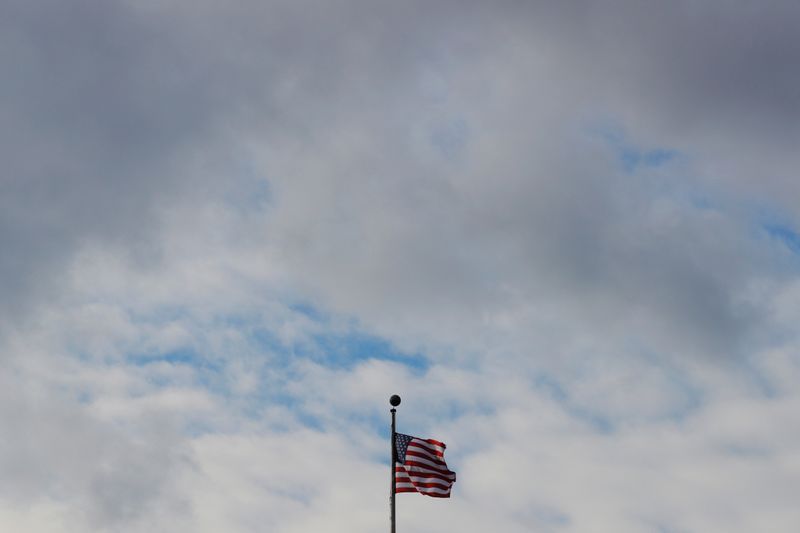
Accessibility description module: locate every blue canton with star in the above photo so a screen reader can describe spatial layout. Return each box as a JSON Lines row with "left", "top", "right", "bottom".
{"left": 395, "top": 433, "right": 413, "bottom": 463}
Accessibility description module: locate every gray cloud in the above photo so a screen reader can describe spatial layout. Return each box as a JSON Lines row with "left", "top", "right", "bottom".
{"left": 3, "top": 0, "right": 799, "bottom": 333}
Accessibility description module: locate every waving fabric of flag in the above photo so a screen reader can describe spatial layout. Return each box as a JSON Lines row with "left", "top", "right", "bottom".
{"left": 395, "top": 433, "right": 456, "bottom": 498}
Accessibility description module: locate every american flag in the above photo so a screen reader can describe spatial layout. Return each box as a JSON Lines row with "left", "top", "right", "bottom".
{"left": 395, "top": 433, "right": 456, "bottom": 498}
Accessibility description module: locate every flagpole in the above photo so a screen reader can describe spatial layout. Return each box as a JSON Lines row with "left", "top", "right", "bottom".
{"left": 390, "top": 394, "right": 401, "bottom": 533}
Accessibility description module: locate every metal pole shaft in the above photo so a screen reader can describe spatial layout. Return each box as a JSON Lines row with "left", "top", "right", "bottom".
{"left": 390, "top": 407, "right": 397, "bottom": 533}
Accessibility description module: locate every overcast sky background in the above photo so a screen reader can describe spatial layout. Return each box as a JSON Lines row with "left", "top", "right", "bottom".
{"left": 2, "top": 1, "right": 800, "bottom": 531}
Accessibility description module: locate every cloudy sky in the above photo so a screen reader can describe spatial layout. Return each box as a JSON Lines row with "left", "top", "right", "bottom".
{"left": 2, "top": 1, "right": 800, "bottom": 531}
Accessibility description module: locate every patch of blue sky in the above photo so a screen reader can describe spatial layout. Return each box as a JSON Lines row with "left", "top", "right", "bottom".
{"left": 587, "top": 120, "right": 679, "bottom": 174}
{"left": 222, "top": 154, "right": 272, "bottom": 213}
{"left": 688, "top": 194, "right": 715, "bottom": 211}
{"left": 126, "top": 347, "right": 229, "bottom": 394}
{"left": 619, "top": 146, "right": 678, "bottom": 173}
{"left": 656, "top": 377, "right": 704, "bottom": 423}
{"left": 250, "top": 326, "right": 289, "bottom": 356}
{"left": 737, "top": 354, "right": 780, "bottom": 399}
{"left": 430, "top": 117, "right": 469, "bottom": 160}
{"left": 533, "top": 374, "right": 614, "bottom": 433}
{"left": 585, "top": 120, "right": 739, "bottom": 226}
{"left": 634, "top": 347, "right": 705, "bottom": 423}
{"left": 287, "top": 301, "right": 328, "bottom": 322}
{"left": 306, "top": 332, "right": 429, "bottom": 373}
{"left": 240, "top": 300, "right": 428, "bottom": 372}
{"left": 238, "top": 319, "right": 431, "bottom": 427}
{"left": 234, "top": 385, "right": 313, "bottom": 425}
{"left": 746, "top": 204, "right": 800, "bottom": 262}
{"left": 76, "top": 390, "right": 93, "bottom": 405}
{"left": 118, "top": 303, "right": 432, "bottom": 433}
{"left": 764, "top": 223, "right": 800, "bottom": 255}
{"left": 127, "top": 347, "right": 198, "bottom": 366}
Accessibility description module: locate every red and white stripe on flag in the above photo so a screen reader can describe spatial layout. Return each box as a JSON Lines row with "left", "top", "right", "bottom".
{"left": 395, "top": 434, "right": 456, "bottom": 498}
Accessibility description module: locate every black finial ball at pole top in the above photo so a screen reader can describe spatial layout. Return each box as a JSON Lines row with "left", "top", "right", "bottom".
{"left": 390, "top": 395, "right": 401, "bottom": 407}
